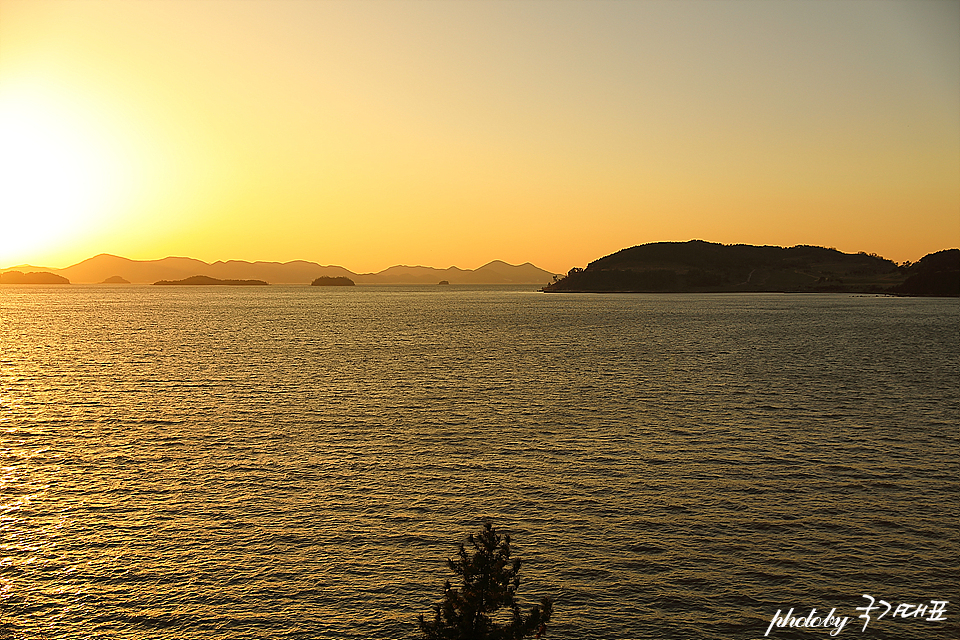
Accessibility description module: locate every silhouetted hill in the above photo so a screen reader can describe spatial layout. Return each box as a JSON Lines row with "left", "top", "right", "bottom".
{"left": 154, "top": 275, "right": 268, "bottom": 285}
{"left": 0, "top": 270, "right": 70, "bottom": 284}
{"left": 28, "top": 254, "right": 557, "bottom": 284}
{"left": 543, "top": 240, "right": 940, "bottom": 294}
{"left": 894, "top": 249, "right": 960, "bottom": 297}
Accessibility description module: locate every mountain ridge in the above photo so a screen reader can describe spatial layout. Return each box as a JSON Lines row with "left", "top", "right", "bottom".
{"left": 2, "top": 254, "right": 558, "bottom": 285}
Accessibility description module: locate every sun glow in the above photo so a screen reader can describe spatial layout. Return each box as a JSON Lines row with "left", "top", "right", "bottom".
{"left": 0, "top": 86, "right": 129, "bottom": 265}
{"left": 0, "top": 1, "right": 956, "bottom": 271}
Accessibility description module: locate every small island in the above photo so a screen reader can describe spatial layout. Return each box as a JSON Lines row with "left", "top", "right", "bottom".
{"left": 0, "top": 270, "right": 70, "bottom": 284}
{"left": 154, "top": 275, "right": 268, "bottom": 285}
{"left": 100, "top": 275, "right": 130, "bottom": 284}
{"left": 438, "top": 280, "right": 450, "bottom": 285}
{"left": 311, "top": 276, "right": 355, "bottom": 286}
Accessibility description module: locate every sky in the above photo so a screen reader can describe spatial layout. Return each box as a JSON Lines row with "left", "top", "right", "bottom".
{"left": 1, "top": 0, "right": 957, "bottom": 274}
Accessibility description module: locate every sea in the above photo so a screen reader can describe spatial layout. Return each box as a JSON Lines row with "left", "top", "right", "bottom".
{"left": 1, "top": 285, "right": 957, "bottom": 640}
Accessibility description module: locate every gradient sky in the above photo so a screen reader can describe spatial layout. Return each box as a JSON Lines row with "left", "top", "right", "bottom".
{"left": 1, "top": 0, "right": 957, "bottom": 273}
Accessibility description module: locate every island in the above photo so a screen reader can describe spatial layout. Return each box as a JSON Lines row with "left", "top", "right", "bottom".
{"left": 438, "top": 280, "right": 450, "bottom": 285}
{"left": 154, "top": 275, "right": 268, "bottom": 285}
{"left": 100, "top": 275, "right": 130, "bottom": 284}
{"left": 311, "top": 276, "right": 355, "bottom": 286}
{"left": 542, "top": 241, "right": 959, "bottom": 296}
{"left": 0, "top": 270, "right": 70, "bottom": 284}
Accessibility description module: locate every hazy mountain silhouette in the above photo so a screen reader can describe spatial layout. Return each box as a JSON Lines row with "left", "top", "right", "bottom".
{"left": 350, "top": 261, "right": 553, "bottom": 285}
{"left": 474, "top": 260, "right": 559, "bottom": 283}
{"left": 357, "top": 264, "right": 473, "bottom": 284}
{"left": 44, "top": 255, "right": 216, "bottom": 284}
{"left": 11, "top": 254, "right": 557, "bottom": 285}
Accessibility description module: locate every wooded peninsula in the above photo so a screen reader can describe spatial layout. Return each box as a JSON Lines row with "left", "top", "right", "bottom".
{"left": 542, "top": 241, "right": 959, "bottom": 296}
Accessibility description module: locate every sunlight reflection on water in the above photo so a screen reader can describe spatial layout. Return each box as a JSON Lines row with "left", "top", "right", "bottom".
{"left": 1, "top": 286, "right": 957, "bottom": 639}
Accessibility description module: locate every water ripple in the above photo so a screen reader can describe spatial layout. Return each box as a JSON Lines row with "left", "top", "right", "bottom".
{"left": 0, "top": 287, "right": 957, "bottom": 639}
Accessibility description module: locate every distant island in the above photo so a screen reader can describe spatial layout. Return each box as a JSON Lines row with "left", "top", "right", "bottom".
{"left": 154, "top": 275, "right": 268, "bottom": 286}
{"left": 438, "top": 280, "right": 450, "bottom": 285}
{"left": 543, "top": 241, "right": 959, "bottom": 297}
{"left": 100, "top": 275, "right": 130, "bottom": 284}
{"left": 0, "top": 270, "right": 70, "bottom": 284}
{"left": 311, "top": 276, "right": 355, "bottom": 286}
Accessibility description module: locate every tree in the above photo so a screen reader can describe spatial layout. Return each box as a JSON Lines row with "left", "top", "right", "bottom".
{"left": 418, "top": 523, "right": 554, "bottom": 640}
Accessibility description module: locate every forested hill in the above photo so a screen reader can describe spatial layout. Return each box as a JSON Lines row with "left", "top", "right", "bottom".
{"left": 543, "top": 241, "right": 958, "bottom": 295}
{"left": 896, "top": 248, "right": 960, "bottom": 297}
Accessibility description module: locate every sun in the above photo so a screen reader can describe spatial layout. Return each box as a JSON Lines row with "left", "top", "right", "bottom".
{"left": 0, "top": 89, "right": 125, "bottom": 265}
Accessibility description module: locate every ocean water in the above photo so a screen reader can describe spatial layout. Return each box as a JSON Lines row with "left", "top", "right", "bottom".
{"left": 1, "top": 285, "right": 957, "bottom": 640}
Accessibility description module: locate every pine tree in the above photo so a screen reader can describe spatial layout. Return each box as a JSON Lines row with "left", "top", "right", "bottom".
{"left": 418, "top": 523, "right": 554, "bottom": 640}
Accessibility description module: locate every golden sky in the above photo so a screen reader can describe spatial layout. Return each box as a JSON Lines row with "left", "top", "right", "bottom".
{"left": 1, "top": 0, "right": 957, "bottom": 273}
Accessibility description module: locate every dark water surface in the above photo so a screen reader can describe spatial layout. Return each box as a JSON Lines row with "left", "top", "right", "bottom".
{"left": 1, "top": 286, "right": 957, "bottom": 639}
